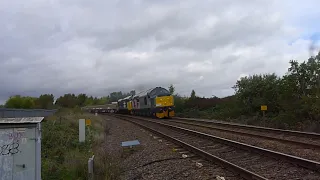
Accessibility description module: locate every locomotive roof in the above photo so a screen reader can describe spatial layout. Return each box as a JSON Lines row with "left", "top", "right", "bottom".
{"left": 133, "top": 87, "right": 154, "bottom": 98}
{"left": 117, "top": 95, "right": 132, "bottom": 102}
{"left": 133, "top": 87, "right": 170, "bottom": 98}
{"left": 122, "top": 95, "right": 132, "bottom": 100}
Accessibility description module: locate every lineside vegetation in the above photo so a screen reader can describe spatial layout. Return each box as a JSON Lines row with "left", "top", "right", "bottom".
{"left": 41, "top": 108, "right": 121, "bottom": 180}
{"left": 173, "top": 51, "right": 320, "bottom": 132}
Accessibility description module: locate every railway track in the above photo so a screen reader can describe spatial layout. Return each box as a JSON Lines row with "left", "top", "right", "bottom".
{"left": 173, "top": 117, "right": 320, "bottom": 141}
{"left": 115, "top": 115, "right": 320, "bottom": 180}
{"left": 169, "top": 117, "right": 320, "bottom": 161}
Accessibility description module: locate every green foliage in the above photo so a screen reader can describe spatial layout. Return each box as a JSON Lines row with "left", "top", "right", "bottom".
{"left": 172, "top": 51, "right": 320, "bottom": 131}
{"left": 41, "top": 109, "right": 94, "bottom": 180}
{"left": 233, "top": 73, "right": 282, "bottom": 115}
{"left": 5, "top": 95, "right": 37, "bottom": 109}
{"left": 190, "top": 89, "right": 196, "bottom": 99}
{"left": 168, "top": 84, "right": 175, "bottom": 94}
{"left": 108, "top": 91, "right": 132, "bottom": 102}
{"left": 3, "top": 91, "right": 128, "bottom": 109}
{"left": 173, "top": 94, "right": 187, "bottom": 113}
{"left": 41, "top": 108, "right": 121, "bottom": 180}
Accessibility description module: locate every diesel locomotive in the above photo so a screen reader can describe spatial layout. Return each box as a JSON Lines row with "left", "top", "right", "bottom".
{"left": 116, "top": 86, "right": 175, "bottom": 118}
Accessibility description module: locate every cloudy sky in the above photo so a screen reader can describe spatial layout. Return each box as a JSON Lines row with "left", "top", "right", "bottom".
{"left": 1, "top": 0, "right": 319, "bottom": 103}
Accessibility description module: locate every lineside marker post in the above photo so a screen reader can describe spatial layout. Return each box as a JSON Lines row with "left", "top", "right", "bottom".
{"left": 261, "top": 105, "right": 267, "bottom": 127}
{"left": 79, "top": 119, "right": 85, "bottom": 142}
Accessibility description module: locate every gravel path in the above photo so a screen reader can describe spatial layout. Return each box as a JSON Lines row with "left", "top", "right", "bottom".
{"left": 102, "top": 115, "right": 240, "bottom": 180}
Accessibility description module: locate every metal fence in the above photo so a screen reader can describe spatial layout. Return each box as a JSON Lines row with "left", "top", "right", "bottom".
{"left": 0, "top": 108, "right": 57, "bottom": 118}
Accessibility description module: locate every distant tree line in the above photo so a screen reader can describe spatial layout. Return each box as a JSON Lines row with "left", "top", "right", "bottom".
{"left": 2, "top": 91, "right": 135, "bottom": 109}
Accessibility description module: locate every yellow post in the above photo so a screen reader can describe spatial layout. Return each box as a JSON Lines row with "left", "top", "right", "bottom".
{"left": 86, "top": 119, "right": 92, "bottom": 126}
{"left": 260, "top": 105, "right": 267, "bottom": 126}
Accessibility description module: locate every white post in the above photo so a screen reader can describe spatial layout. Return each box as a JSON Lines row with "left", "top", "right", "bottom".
{"left": 88, "top": 155, "right": 95, "bottom": 180}
{"left": 79, "top": 119, "right": 85, "bottom": 142}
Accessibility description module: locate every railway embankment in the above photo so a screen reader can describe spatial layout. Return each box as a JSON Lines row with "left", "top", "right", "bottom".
{"left": 41, "top": 108, "right": 120, "bottom": 180}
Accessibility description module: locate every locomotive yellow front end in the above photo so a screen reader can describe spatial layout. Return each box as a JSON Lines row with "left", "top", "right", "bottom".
{"left": 155, "top": 95, "right": 175, "bottom": 118}
{"left": 127, "top": 100, "right": 133, "bottom": 114}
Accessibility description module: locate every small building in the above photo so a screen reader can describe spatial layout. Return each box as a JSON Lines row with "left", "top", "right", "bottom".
{"left": 0, "top": 117, "right": 44, "bottom": 180}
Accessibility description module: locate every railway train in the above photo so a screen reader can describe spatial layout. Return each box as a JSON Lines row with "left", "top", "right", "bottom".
{"left": 116, "top": 86, "right": 175, "bottom": 118}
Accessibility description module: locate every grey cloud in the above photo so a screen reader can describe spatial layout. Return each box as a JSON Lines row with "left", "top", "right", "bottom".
{"left": 0, "top": 0, "right": 317, "bottom": 104}
{"left": 157, "top": 11, "right": 283, "bottom": 52}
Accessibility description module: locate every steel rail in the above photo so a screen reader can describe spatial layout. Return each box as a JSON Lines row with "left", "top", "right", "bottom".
{"left": 168, "top": 120, "right": 320, "bottom": 149}
{"left": 117, "top": 115, "right": 320, "bottom": 172}
{"left": 174, "top": 117, "right": 320, "bottom": 139}
{"left": 116, "top": 115, "right": 268, "bottom": 180}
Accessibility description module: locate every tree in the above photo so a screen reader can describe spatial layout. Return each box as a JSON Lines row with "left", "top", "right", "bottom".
{"left": 5, "top": 95, "right": 37, "bottom": 109}
{"left": 168, "top": 84, "right": 175, "bottom": 94}
{"left": 233, "top": 73, "right": 281, "bottom": 114}
{"left": 190, "top": 90, "right": 196, "bottom": 99}
{"left": 34, "top": 94, "right": 54, "bottom": 109}
{"left": 77, "top": 94, "right": 87, "bottom": 107}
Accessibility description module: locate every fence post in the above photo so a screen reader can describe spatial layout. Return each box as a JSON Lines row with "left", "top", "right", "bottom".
{"left": 88, "top": 155, "right": 95, "bottom": 180}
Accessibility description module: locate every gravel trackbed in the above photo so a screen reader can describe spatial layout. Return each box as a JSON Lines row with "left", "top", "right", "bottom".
{"left": 102, "top": 115, "right": 240, "bottom": 180}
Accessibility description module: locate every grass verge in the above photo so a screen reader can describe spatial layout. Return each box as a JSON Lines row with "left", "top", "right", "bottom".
{"left": 41, "top": 108, "right": 121, "bottom": 180}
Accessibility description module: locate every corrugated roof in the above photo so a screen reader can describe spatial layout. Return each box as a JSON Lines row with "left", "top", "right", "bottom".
{"left": 0, "top": 117, "right": 44, "bottom": 124}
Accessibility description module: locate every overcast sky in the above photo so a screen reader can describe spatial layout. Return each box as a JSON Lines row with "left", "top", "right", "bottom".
{"left": 1, "top": 0, "right": 319, "bottom": 103}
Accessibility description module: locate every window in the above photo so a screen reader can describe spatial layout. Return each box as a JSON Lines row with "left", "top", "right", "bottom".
{"left": 144, "top": 97, "right": 147, "bottom": 105}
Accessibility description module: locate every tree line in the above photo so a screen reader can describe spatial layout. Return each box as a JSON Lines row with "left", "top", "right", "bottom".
{"left": 171, "top": 51, "right": 320, "bottom": 131}
{"left": 2, "top": 91, "right": 135, "bottom": 109}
